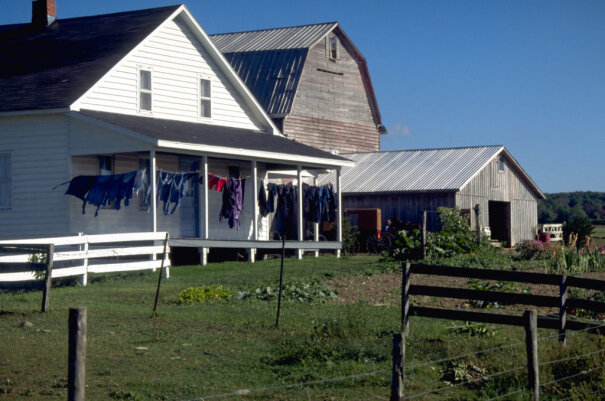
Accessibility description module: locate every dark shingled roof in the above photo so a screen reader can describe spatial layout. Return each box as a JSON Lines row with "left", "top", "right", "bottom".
{"left": 0, "top": 5, "right": 181, "bottom": 112}
{"left": 76, "top": 110, "right": 351, "bottom": 164}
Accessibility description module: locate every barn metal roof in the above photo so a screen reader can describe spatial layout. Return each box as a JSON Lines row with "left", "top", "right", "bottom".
{"left": 210, "top": 22, "right": 337, "bottom": 53}
{"left": 222, "top": 49, "right": 307, "bottom": 117}
{"left": 316, "top": 146, "right": 544, "bottom": 198}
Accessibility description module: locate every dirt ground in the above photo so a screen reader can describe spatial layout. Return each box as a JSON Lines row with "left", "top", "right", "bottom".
{"left": 328, "top": 270, "right": 605, "bottom": 316}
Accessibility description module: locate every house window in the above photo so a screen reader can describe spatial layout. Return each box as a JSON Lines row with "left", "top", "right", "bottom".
{"left": 327, "top": 35, "right": 338, "bottom": 60}
{"left": 98, "top": 155, "right": 113, "bottom": 176}
{"left": 0, "top": 153, "right": 11, "bottom": 209}
{"left": 139, "top": 69, "right": 152, "bottom": 111}
{"left": 228, "top": 166, "right": 240, "bottom": 179}
{"left": 200, "top": 78, "right": 211, "bottom": 118}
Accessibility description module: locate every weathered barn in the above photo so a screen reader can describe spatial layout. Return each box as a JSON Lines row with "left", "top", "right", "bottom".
{"left": 317, "top": 146, "right": 545, "bottom": 246}
{"left": 210, "top": 22, "right": 385, "bottom": 154}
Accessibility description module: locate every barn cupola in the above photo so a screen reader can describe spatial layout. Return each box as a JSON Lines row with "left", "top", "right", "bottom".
{"left": 32, "top": 0, "right": 56, "bottom": 28}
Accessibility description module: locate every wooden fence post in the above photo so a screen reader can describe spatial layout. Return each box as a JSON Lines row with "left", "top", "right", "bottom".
{"left": 68, "top": 307, "right": 87, "bottom": 401}
{"left": 275, "top": 235, "right": 286, "bottom": 328}
{"left": 559, "top": 274, "right": 567, "bottom": 344}
{"left": 41, "top": 244, "right": 54, "bottom": 313}
{"left": 474, "top": 204, "right": 481, "bottom": 245}
{"left": 390, "top": 332, "right": 405, "bottom": 401}
{"left": 402, "top": 262, "right": 411, "bottom": 334}
{"left": 524, "top": 309, "right": 539, "bottom": 401}
{"left": 152, "top": 233, "right": 169, "bottom": 318}
{"left": 421, "top": 211, "right": 427, "bottom": 258}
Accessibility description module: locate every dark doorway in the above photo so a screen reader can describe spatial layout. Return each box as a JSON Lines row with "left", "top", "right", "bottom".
{"left": 488, "top": 201, "right": 511, "bottom": 246}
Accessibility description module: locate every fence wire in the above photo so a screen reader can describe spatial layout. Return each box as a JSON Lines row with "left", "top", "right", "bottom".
{"left": 179, "top": 369, "right": 389, "bottom": 401}
{"left": 178, "top": 323, "right": 605, "bottom": 401}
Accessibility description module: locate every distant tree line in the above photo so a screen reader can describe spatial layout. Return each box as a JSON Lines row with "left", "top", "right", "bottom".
{"left": 538, "top": 192, "right": 605, "bottom": 224}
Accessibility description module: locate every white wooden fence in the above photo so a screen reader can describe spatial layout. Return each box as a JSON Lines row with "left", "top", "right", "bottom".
{"left": 0, "top": 232, "right": 170, "bottom": 286}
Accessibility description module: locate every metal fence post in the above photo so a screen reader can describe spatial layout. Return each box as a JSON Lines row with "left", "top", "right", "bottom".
{"left": 68, "top": 307, "right": 87, "bottom": 401}
{"left": 559, "top": 274, "right": 567, "bottom": 344}
{"left": 390, "top": 332, "right": 405, "bottom": 401}
{"left": 402, "top": 262, "right": 411, "bottom": 334}
{"left": 524, "top": 309, "right": 539, "bottom": 401}
{"left": 41, "top": 244, "right": 54, "bottom": 313}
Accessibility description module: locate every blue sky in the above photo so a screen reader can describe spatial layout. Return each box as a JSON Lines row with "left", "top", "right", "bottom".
{"left": 2, "top": 0, "right": 604, "bottom": 193}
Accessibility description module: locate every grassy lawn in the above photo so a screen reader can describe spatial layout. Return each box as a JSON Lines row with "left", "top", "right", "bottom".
{"left": 0, "top": 255, "right": 603, "bottom": 400}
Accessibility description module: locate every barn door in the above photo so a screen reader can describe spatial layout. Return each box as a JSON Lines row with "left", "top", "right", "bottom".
{"left": 488, "top": 201, "right": 511, "bottom": 247}
{"left": 179, "top": 157, "right": 200, "bottom": 238}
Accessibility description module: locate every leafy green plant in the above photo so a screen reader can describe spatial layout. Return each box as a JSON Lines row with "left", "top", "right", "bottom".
{"left": 240, "top": 281, "right": 337, "bottom": 303}
{"left": 388, "top": 228, "right": 423, "bottom": 261}
{"left": 428, "top": 207, "right": 481, "bottom": 258}
{"left": 177, "top": 285, "right": 232, "bottom": 304}
{"left": 440, "top": 361, "right": 486, "bottom": 386}
{"left": 466, "top": 279, "right": 530, "bottom": 308}
{"left": 449, "top": 321, "right": 497, "bottom": 337}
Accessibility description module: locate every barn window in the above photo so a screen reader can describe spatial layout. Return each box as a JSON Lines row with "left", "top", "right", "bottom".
{"left": 139, "top": 68, "right": 152, "bottom": 112}
{"left": 199, "top": 78, "right": 212, "bottom": 118}
{"left": 498, "top": 156, "right": 505, "bottom": 172}
{"left": 327, "top": 35, "right": 338, "bottom": 60}
{"left": 0, "top": 153, "right": 12, "bottom": 209}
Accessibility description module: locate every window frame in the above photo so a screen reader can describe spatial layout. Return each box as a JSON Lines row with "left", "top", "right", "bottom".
{"left": 0, "top": 153, "right": 12, "bottom": 210}
{"left": 138, "top": 67, "right": 153, "bottom": 113}
{"left": 199, "top": 76, "right": 212, "bottom": 119}
{"left": 327, "top": 34, "right": 338, "bottom": 60}
{"left": 498, "top": 156, "right": 505, "bottom": 173}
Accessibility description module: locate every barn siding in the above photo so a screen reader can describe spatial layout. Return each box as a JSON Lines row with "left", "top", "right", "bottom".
{"left": 457, "top": 156, "right": 539, "bottom": 245}
{"left": 285, "top": 34, "right": 379, "bottom": 153}
{"left": 76, "top": 17, "right": 264, "bottom": 132}
{"left": 343, "top": 192, "right": 456, "bottom": 231}
{"left": 0, "top": 114, "right": 70, "bottom": 239}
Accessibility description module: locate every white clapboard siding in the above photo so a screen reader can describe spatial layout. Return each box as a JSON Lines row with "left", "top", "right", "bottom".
{"left": 75, "top": 16, "right": 264, "bottom": 132}
{"left": 0, "top": 114, "right": 70, "bottom": 240}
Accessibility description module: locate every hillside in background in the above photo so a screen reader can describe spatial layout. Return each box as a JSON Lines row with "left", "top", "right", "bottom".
{"left": 538, "top": 192, "right": 605, "bottom": 224}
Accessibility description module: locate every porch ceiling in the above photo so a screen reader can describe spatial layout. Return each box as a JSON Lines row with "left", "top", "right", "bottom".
{"left": 70, "top": 110, "right": 353, "bottom": 169}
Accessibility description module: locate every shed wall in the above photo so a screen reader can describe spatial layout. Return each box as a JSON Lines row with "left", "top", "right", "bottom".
{"left": 284, "top": 34, "right": 379, "bottom": 153}
{"left": 342, "top": 192, "right": 456, "bottom": 231}
{"left": 456, "top": 157, "right": 539, "bottom": 245}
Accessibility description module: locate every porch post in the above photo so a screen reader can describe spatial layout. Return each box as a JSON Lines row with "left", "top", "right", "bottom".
{"left": 297, "top": 165, "right": 303, "bottom": 260}
{"left": 313, "top": 176, "right": 319, "bottom": 258}
{"left": 336, "top": 167, "right": 342, "bottom": 258}
{"left": 150, "top": 149, "right": 157, "bottom": 233}
{"left": 201, "top": 155, "right": 209, "bottom": 266}
{"left": 250, "top": 160, "right": 258, "bottom": 263}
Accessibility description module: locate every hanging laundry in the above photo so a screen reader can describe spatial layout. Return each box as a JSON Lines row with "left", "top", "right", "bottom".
{"left": 258, "top": 182, "right": 268, "bottom": 217}
{"left": 274, "top": 183, "right": 298, "bottom": 238}
{"left": 64, "top": 175, "right": 96, "bottom": 201}
{"left": 219, "top": 178, "right": 245, "bottom": 230}
{"left": 266, "top": 183, "right": 277, "bottom": 213}
{"left": 207, "top": 174, "right": 227, "bottom": 192}
{"left": 152, "top": 171, "right": 195, "bottom": 216}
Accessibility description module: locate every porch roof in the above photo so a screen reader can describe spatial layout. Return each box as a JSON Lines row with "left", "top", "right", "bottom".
{"left": 71, "top": 110, "right": 353, "bottom": 169}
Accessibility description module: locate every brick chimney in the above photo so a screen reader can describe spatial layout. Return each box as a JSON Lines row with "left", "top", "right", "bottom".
{"left": 32, "top": 0, "right": 56, "bottom": 28}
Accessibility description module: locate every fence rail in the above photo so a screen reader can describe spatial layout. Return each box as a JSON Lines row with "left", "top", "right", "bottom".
{"left": 393, "top": 262, "right": 605, "bottom": 401}
{"left": 0, "top": 232, "right": 170, "bottom": 286}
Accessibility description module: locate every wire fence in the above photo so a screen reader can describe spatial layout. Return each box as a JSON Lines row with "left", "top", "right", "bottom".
{"left": 176, "top": 323, "right": 605, "bottom": 401}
